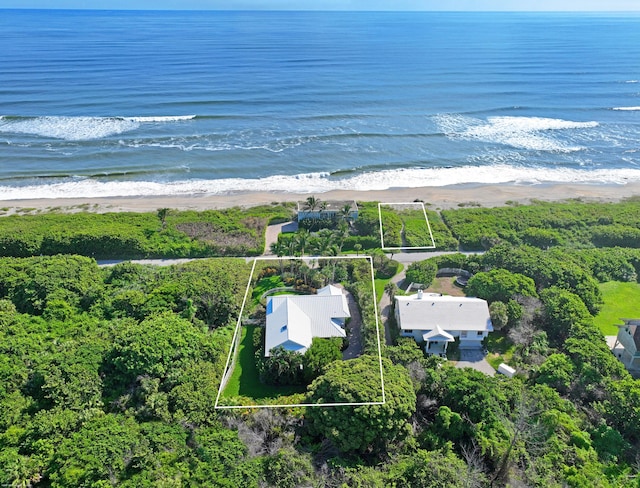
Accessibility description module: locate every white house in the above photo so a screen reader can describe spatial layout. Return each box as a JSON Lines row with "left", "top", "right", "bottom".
{"left": 395, "top": 291, "right": 493, "bottom": 356}
{"left": 613, "top": 319, "right": 640, "bottom": 372}
{"left": 297, "top": 200, "right": 358, "bottom": 222}
{"left": 264, "top": 285, "right": 349, "bottom": 356}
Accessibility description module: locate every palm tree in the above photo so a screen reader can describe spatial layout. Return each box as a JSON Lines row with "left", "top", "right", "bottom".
{"left": 335, "top": 221, "right": 350, "bottom": 252}
{"left": 157, "top": 207, "right": 170, "bottom": 229}
{"left": 384, "top": 282, "right": 397, "bottom": 303}
{"left": 339, "top": 203, "right": 353, "bottom": 223}
{"left": 304, "top": 196, "right": 321, "bottom": 212}
{"left": 313, "top": 229, "right": 335, "bottom": 256}
{"left": 295, "top": 229, "right": 310, "bottom": 256}
{"left": 270, "top": 241, "right": 287, "bottom": 273}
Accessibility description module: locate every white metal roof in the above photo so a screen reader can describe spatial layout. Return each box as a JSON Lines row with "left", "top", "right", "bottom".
{"left": 264, "top": 299, "right": 312, "bottom": 356}
{"left": 396, "top": 294, "right": 492, "bottom": 333}
{"left": 265, "top": 288, "right": 349, "bottom": 356}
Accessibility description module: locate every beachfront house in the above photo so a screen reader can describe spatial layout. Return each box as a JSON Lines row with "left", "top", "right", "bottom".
{"left": 297, "top": 200, "right": 358, "bottom": 222}
{"left": 264, "top": 285, "right": 349, "bottom": 356}
{"left": 395, "top": 291, "right": 493, "bottom": 356}
{"left": 613, "top": 319, "right": 640, "bottom": 373}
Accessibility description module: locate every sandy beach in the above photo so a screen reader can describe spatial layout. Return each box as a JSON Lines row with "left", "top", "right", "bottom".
{"left": 2, "top": 182, "right": 640, "bottom": 215}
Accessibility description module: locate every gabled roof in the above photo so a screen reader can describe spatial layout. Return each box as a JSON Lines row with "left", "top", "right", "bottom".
{"left": 395, "top": 294, "right": 492, "bottom": 333}
{"left": 265, "top": 299, "right": 312, "bottom": 356}
{"left": 265, "top": 286, "right": 349, "bottom": 356}
{"left": 422, "top": 324, "right": 455, "bottom": 342}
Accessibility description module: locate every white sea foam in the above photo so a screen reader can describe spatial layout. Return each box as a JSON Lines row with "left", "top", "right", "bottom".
{"left": 434, "top": 114, "right": 598, "bottom": 153}
{"left": 0, "top": 115, "right": 195, "bottom": 141}
{"left": 613, "top": 107, "right": 640, "bottom": 111}
{"left": 3, "top": 165, "right": 640, "bottom": 200}
{"left": 123, "top": 115, "right": 196, "bottom": 122}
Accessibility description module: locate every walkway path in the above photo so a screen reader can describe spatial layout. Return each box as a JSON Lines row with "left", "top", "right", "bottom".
{"left": 341, "top": 285, "right": 364, "bottom": 360}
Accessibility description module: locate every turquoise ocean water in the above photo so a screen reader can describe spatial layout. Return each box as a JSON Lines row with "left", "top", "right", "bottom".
{"left": 0, "top": 9, "right": 639, "bottom": 199}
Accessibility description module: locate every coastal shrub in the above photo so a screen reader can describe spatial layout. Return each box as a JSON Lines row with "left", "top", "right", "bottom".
{"left": 405, "top": 260, "right": 437, "bottom": 288}
{"left": 342, "top": 235, "right": 380, "bottom": 251}
{"left": 465, "top": 268, "right": 538, "bottom": 303}
{"left": 378, "top": 206, "right": 403, "bottom": 248}
{"left": 0, "top": 205, "right": 293, "bottom": 259}
{"left": 442, "top": 200, "right": 640, "bottom": 250}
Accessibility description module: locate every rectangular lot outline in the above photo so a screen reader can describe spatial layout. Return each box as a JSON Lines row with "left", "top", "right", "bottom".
{"left": 215, "top": 255, "right": 385, "bottom": 409}
{"left": 378, "top": 202, "right": 436, "bottom": 251}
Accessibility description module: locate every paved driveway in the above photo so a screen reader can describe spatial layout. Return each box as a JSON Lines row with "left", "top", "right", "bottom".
{"left": 455, "top": 348, "right": 495, "bottom": 376}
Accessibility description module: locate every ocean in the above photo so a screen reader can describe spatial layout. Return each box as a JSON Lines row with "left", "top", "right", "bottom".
{"left": 0, "top": 9, "right": 639, "bottom": 200}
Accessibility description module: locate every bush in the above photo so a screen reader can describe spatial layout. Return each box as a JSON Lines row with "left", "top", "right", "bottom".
{"left": 405, "top": 260, "right": 437, "bottom": 288}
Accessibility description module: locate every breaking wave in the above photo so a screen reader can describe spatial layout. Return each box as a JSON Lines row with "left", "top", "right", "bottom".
{"left": 0, "top": 115, "right": 196, "bottom": 141}
{"left": 434, "top": 114, "right": 599, "bottom": 153}
{"left": 3, "top": 165, "right": 640, "bottom": 200}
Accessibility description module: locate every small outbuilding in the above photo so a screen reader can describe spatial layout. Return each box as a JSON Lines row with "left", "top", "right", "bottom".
{"left": 497, "top": 363, "right": 516, "bottom": 378}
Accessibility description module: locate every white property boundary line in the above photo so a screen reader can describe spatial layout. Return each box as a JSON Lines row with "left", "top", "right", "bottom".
{"left": 215, "top": 255, "right": 385, "bottom": 409}
{"left": 378, "top": 202, "right": 436, "bottom": 251}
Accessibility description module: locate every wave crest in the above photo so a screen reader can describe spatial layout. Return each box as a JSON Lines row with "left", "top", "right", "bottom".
{"left": 434, "top": 114, "right": 598, "bottom": 153}
{"left": 0, "top": 115, "right": 195, "bottom": 141}
{"left": 3, "top": 165, "right": 640, "bottom": 200}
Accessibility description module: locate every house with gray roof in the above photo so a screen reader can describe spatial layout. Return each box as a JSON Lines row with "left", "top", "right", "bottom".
{"left": 613, "top": 319, "right": 640, "bottom": 373}
{"left": 395, "top": 291, "right": 493, "bottom": 356}
{"left": 264, "top": 285, "right": 349, "bottom": 357}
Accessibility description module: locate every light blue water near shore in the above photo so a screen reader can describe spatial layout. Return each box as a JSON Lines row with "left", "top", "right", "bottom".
{"left": 0, "top": 9, "right": 639, "bottom": 199}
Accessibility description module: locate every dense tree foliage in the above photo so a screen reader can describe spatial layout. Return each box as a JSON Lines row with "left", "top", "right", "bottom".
{"left": 306, "top": 356, "right": 415, "bottom": 453}
{"left": 466, "top": 268, "right": 537, "bottom": 303}
{"left": 405, "top": 259, "right": 437, "bottom": 288}
{"left": 3, "top": 199, "right": 640, "bottom": 486}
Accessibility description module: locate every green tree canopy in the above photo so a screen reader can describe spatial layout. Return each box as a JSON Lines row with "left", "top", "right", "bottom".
{"left": 466, "top": 268, "right": 537, "bottom": 303}
{"left": 405, "top": 260, "right": 437, "bottom": 288}
{"left": 305, "top": 355, "right": 415, "bottom": 453}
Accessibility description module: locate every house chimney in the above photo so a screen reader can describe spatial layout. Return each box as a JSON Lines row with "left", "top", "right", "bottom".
{"left": 417, "top": 289, "right": 423, "bottom": 299}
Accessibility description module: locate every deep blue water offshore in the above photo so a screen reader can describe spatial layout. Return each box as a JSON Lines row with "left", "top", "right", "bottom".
{"left": 1, "top": 9, "right": 639, "bottom": 199}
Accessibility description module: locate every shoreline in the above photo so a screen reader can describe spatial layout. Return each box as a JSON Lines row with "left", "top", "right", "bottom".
{"left": 2, "top": 182, "right": 640, "bottom": 214}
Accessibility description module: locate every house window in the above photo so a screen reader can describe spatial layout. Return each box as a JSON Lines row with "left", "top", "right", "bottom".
{"left": 280, "top": 325, "right": 287, "bottom": 333}
{"left": 477, "top": 331, "right": 484, "bottom": 336}
{"left": 461, "top": 331, "right": 467, "bottom": 338}
{"left": 405, "top": 329, "right": 413, "bottom": 333}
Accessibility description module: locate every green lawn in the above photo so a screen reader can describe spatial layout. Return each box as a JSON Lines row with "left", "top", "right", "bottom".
{"left": 594, "top": 281, "right": 640, "bottom": 335}
{"left": 251, "top": 275, "right": 285, "bottom": 306}
{"left": 223, "top": 325, "right": 306, "bottom": 400}
{"left": 483, "top": 331, "right": 515, "bottom": 370}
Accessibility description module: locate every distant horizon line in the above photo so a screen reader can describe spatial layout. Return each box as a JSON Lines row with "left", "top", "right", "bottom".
{"left": 2, "top": 7, "right": 639, "bottom": 13}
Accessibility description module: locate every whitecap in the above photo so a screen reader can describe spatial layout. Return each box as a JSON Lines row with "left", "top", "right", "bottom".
{"left": 0, "top": 116, "right": 139, "bottom": 141}
{"left": 123, "top": 115, "right": 196, "bottom": 122}
{"left": 434, "top": 114, "right": 598, "bottom": 153}
{"left": 0, "top": 115, "right": 197, "bottom": 141}
{"left": 613, "top": 107, "right": 640, "bottom": 111}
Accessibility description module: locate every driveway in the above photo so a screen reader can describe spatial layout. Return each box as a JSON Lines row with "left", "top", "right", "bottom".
{"left": 341, "top": 287, "right": 364, "bottom": 359}
{"left": 263, "top": 221, "right": 297, "bottom": 256}
{"left": 455, "top": 348, "right": 495, "bottom": 376}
